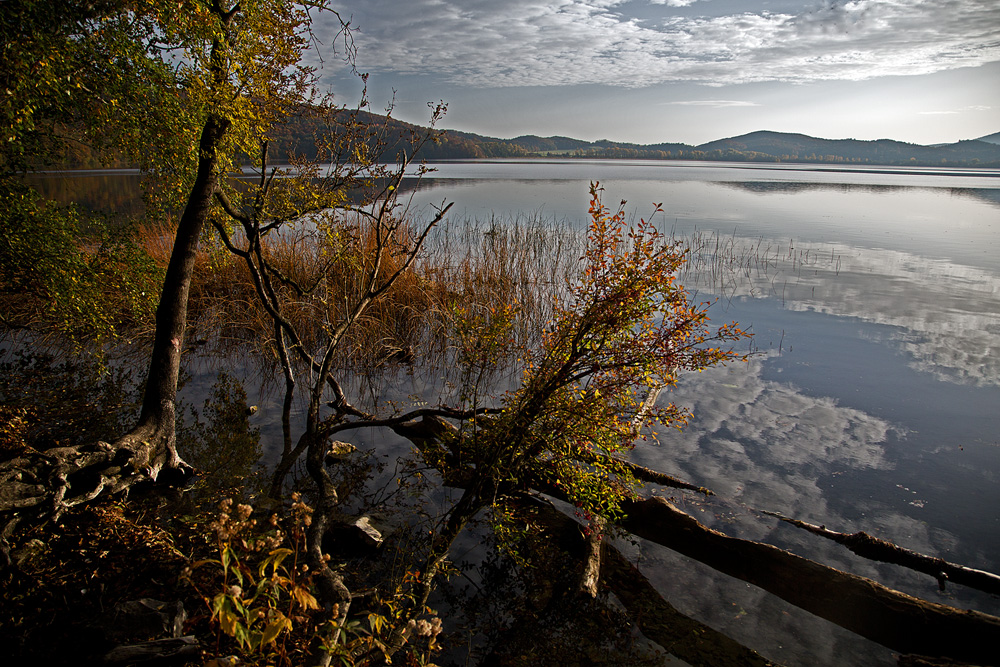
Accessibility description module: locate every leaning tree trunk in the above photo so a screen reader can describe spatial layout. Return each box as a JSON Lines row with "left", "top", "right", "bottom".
{"left": 620, "top": 496, "right": 1000, "bottom": 665}
{"left": 114, "top": 112, "right": 230, "bottom": 476}
{"left": 0, "top": 113, "right": 230, "bottom": 542}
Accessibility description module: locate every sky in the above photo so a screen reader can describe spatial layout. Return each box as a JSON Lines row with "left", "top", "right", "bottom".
{"left": 317, "top": 0, "right": 1000, "bottom": 146}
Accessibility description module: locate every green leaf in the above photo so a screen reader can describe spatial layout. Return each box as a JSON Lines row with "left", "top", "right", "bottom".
{"left": 260, "top": 611, "right": 292, "bottom": 646}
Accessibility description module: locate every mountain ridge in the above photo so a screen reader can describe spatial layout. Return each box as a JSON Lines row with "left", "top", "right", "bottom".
{"left": 474, "top": 129, "right": 1000, "bottom": 167}
{"left": 976, "top": 131, "right": 1000, "bottom": 146}
{"left": 264, "top": 108, "right": 1000, "bottom": 167}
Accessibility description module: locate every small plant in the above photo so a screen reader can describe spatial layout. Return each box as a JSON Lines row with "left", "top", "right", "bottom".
{"left": 332, "top": 570, "right": 446, "bottom": 666}
{"left": 187, "top": 495, "right": 319, "bottom": 664}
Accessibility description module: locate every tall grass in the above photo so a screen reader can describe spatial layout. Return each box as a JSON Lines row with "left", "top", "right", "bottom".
{"left": 132, "top": 210, "right": 582, "bottom": 373}
{"left": 421, "top": 212, "right": 582, "bottom": 351}
{"left": 132, "top": 209, "right": 821, "bottom": 392}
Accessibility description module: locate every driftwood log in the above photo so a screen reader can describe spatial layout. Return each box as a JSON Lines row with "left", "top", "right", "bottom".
{"left": 619, "top": 496, "right": 1000, "bottom": 665}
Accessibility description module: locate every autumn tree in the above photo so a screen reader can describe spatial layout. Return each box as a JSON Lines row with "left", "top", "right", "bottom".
{"left": 0, "top": 0, "right": 181, "bottom": 340}
{"left": 0, "top": 0, "right": 414, "bottom": 525}
{"left": 2, "top": 1, "right": 457, "bottom": 662}
{"left": 340, "top": 184, "right": 746, "bottom": 658}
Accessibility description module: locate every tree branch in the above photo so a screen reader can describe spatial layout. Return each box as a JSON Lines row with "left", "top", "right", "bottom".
{"left": 761, "top": 510, "right": 1000, "bottom": 597}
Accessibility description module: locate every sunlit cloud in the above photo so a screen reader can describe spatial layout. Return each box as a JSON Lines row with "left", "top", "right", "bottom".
{"left": 919, "top": 104, "right": 994, "bottom": 115}
{"left": 327, "top": 0, "right": 1000, "bottom": 88}
{"left": 663, "top": 100, "right": 762, "bottom": 107}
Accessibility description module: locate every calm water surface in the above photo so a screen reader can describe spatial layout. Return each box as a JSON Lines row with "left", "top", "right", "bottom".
{"left": 28, "top": 160, "right": 1000, "bottom": 665}
{"left": 398, "top": 159, "right": 1000, "bottom": 666}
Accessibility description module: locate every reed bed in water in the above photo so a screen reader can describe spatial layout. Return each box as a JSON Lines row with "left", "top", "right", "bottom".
{"left": 669, "top": 228, "right": 842, "bottom": 304}
{"left": 133, "top": 211, "right": 833, "bottom": 380}
{"left": 420, "top": 212, "right": 582, "bottom": 358}
{"left": 189, "top": 216, "right": 436, "bottom": 363}
{"left": 130, "top": 211, "right": 582, "bottom": 378}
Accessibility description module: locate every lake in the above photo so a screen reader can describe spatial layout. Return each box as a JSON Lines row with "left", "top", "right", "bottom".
{"left": 398, "top": 159, "right": 1000, "bottom": 666}
{"left": 25, "top": 160, "right": 1000, "bottom": 665}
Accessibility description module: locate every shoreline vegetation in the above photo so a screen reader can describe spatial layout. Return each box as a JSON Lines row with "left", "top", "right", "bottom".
{"left": 6, "top": 186, "right": 1000, "bottom": 666}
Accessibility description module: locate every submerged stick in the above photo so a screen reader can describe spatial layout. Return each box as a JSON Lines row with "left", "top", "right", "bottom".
{"left": 762, "top": 510, "right": 1000, "bottom": 596}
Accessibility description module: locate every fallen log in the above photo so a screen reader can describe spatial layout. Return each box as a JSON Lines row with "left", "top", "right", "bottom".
{"left": 516, "top": 494, "right": 780, "bottom": 666}
{"left": 601, "top": 543, "right": 780, "bottom": 667}
{"left": 396, "top": 423, "right": 1000, "bottom": 664}
{"left": 612, "top": 457, "right": 715, "bottom": 496}
{"left": 620, "top": 496, "right": 1000, "bottom": 666}
{"left": 762, "top": 510, "right": 1000, "bottom": 596}
{"left": 101, "top": 636, "right": 199, "bottom": 665}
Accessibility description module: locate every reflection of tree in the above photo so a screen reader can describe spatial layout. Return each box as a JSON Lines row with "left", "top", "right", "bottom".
{"left": 445, "top": 520, "right": 665, "bottom": 667}
{"left": 24, "top": 174, "right": 144, "bottom": 218}
{"left": 718, "top": 180, "right": 900, "bottom": 196}
{"left": 956, "top": 187, "right": 1000, "bottom": 209}
{"left": 175, "top": 371, "right": 262, "bottom": 493}
{"left": 444, "top": 497, "right": 776, "bottom": 666}
{"left": 714, "top": 180, "right": 1000, "bottom": 209}
{"left": 0, "top": 348, "right": 141, "bottom": 450}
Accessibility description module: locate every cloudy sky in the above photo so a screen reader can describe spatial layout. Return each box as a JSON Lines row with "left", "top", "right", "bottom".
{"left": 317, "top": 0, "right": 1000, "bottom": 145}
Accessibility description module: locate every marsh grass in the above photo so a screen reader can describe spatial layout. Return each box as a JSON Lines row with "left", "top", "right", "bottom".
{"left": 668, "top": 227, "right": 842, "bottom": 306}
{"left": 420, "top": 213, "right": 582, "bottom": 366}
{"left": 126, "top": 208, "right": 814, "bottom": 403}
{"left": 127, "top": 210, "right": 584, "bottom": 386}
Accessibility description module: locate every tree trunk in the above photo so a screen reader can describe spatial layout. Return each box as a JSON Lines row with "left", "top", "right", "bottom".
{"left": 766, "top": 511, "right": 1000, "bottom": 596}
{"left": 0, "top": 114, "right": 229, "bottom": 536}
{"left": 114, "top": 112, "right": 230, "bottom": 476}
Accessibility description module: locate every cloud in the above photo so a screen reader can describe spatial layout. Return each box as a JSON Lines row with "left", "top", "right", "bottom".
{"left": 632, "top": 355, "right": 898, "bottom": 522}
{"left": 649, "top": 0, "right": 708, "bottom": 6}
{"left": 676, "top": 230, "right": 1000, "bottom": 388}
{"left": 919, "top": 104, "right": 994, "bottom": 115}
{"left": 325, "top": 0, "right": 1000, "bottom": 88}
{"left": 663, "top": 100, "right": 762, "bottom": 107}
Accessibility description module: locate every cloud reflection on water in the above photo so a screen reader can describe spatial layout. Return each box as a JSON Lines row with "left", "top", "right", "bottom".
{"left": 638, "top": 357, "right": 895, "bottom": 528}
{"left": 678, "top": 235, "right": 1000, "bottom": 387}
{"left": 627, "top": 354, "right": 996, "bottom": 666}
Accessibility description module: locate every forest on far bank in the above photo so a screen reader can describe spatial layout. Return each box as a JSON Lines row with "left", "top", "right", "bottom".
{"left": 40, "top": 105, "right": 1000, "bottom": 170}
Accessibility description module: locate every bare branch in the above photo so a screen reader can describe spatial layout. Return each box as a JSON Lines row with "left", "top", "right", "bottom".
{"left": 761, "top": 510, "right": 1000, "bottom": 596}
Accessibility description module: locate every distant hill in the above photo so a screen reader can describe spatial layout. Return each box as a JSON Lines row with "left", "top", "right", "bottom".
{"left": 44, "top": 105, "right": 1000, "bottom": 169}
{"left": 692, "top": 130, "right": 1000, "bottom": 166}
{"left": 508, "top": 135, "right": 592, "bottom": 153}
{"left": 976, "top": 131, "right": 1000, "bottom": 146}
{"left": 440, "top": 128, "right": 1000, "bottom": 167}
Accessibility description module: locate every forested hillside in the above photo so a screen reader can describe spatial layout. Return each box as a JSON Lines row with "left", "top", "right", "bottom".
{"left": 39, "top": 107, "right": 1000, "bottom": 169}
